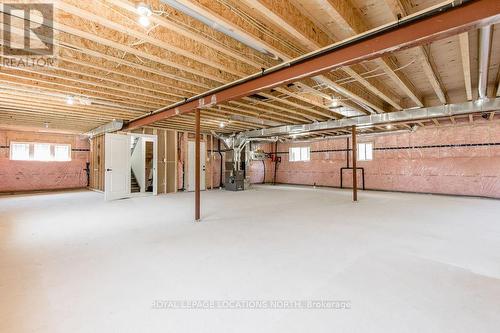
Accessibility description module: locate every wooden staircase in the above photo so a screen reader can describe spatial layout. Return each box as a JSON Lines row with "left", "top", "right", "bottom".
{"left": 131, "top": 170, "right": 140, "bottom": 193}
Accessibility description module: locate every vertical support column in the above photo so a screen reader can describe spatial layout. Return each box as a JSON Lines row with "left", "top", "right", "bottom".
{"left": 351, "top": 125, "right": 358, "bottom": 202}
{"left": 273, "top": 141, "right": 278, "bottom": 185}
{"left": 210, "top": 135, "right": 214, "bottom": 190}
{"left": 195, "top": 110, "right": 201, "bottom": 221}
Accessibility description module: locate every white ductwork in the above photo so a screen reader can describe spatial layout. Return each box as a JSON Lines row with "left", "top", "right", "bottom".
{"left": 160, "top": 0, "right": 278, "bottom": 59}
{"left": 478, "top": 25, "right": 492, "bottom": 99}
{"left": 85, "top": 119, "right": 124, "bottom": 138}
{"left": 241, "top": 98, "right": 500, "bottom": 138}
{"left": 290, "top": 129, "right": 412, "bottom": 144}
{"left": 211, "top": 131, "right": 278, "bottom": 170}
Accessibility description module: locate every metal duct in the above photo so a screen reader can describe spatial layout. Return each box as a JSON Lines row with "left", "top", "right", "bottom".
{"left": 211, "top": 131, "right": 278, "bottom": 150}
{"left": 241, "top": 98, "right": 500, "bottom": 138}
{"left": 85, "top": 119, "right": 124, "bottom": 138}
{"left": 160, "top": 0, "right": 277, "bottom": 58}
{"left": 290, "top": 129, "right": 412, "bottom": 144}
{"left": 211, "top": 131, "right": 278, "bottom": 170}
{"left": 478, "top": 25, "right": 492, "bottom": 99}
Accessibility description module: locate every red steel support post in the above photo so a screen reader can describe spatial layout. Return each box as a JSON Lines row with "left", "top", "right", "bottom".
{"left": 195, "top": 109, "right": 201, "bottom": 221}
{"left": 352, "top": 125, "right": 358, "bottom": 202}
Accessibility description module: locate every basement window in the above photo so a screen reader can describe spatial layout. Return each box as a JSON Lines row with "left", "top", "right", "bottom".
{"left": 289, "top": 147, "right": 310, "bottom": 162}
{"left": 54, "top": 145, "right": 71, "bottom": 161}
{"left": 357, "top": 143, "right": 373, "bottom": 161}
{"left": 10, "top": 142, "right": 71, "bottom": 162}
{"left": 34, "top": 144, "right": 52, "bottom": 161}
{"left": 10, "top": 143, "right": 30, "bottom": 161}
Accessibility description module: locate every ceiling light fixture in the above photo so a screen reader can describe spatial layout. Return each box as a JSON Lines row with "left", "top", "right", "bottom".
{"left": 79, "top": 97, "right": 92, "bottom": 106}
{"left": 138, "top": 16, "right": 151, "bottom": 27}
{"left": 137, "top": 3, "right": 152, "bottom": 16}
{"left": 219, "top": 122, "right": 225, "bottom": 128}
{"left": 386, "top": 124, "right": 393, "bottom": 129}
{"left": 330, "top": 99, "right": 339, "bottom": 108}
{"left": 66, "top": 96, "right": 74, "bottom": 105}
{"left": 137, "top": 3, "right": 152, "bottom": 27}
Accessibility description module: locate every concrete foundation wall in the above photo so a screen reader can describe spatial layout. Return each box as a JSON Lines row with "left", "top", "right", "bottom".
{"left": 0, "top": 130, "right": 89, "bottom": 192}
{"left": 249, "top": 120, "right": 500, "bottom": 199}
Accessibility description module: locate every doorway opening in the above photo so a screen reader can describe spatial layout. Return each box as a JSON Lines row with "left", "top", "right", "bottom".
{"left": 130, "top": 134, "right": 157, "bottom": 196}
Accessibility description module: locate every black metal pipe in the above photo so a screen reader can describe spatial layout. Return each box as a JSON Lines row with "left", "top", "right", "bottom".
{"left": 273, "top": 141, "right": 279, "bottom": 185}
{"left": 346, "top": 138, "right": 350, "bottom": 168}
{"left": 262, "top": 160, "right": 266, "bottom": 184}
{"left": 340, "top": 167, "right": 365, "bottom": 190}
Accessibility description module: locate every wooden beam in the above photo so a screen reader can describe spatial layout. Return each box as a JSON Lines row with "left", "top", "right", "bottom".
{"left": 374, "top": 58, "right": 423, "bottom": 107}
{"left": 459, "top": 32, "right": 473, "bottom": 100}
{"left": 5, "top": 16, "right": 224, "bottom": 89}
{"left": 105, "top": 0, "right": 266, "bottom": 68}
{"left": 384, "top": 0, "right": 447, "bottom": 104}
{"left": 273, "top": 87, "right": 341, "bottom": 118}
{"left": 324, "top": 0, "right": 366, "bottom": 38}
{"left": 239, "top": 0, "right": 329, "bottom": 49}
{"left": 321, "top": 0, "right": 424, "bottom": 107}
{"left": 0, "top": 71, "right": 163, "bottom": 109}
{"left": 0, "top": 88, "right": 143, "bottom": 114}
{"left": 59, "top": 43, "right": 206, "bottom": 92}
{"left": 180, "top": 0, "right": 391, "bottom": 114}
{"left": 260, "top": 91, "right": 334, "bottom": 120}
{"left": 241, "top": 98, "right": 312, "bottom": 123}
{"left": 174, "top": 0, "right": 290, "bottom": 60}
{"left": 342, "top": 66, "right": 403, "bottom": 110}
{"left": 120, "top": 0, "right": 500, "bottom": 129}
{"left": 0, "top": 61, "right": 177, "bottom": 105}
{"left": 294, "top": 81, "right": 370, "bottom": 115}
{"left": 418, "top": 47, "right": 447, "bottom": 104}
{"left": 229, "top": 100, "right": 308, "bottom": 123}
{"left": 242, "top": 0, "right": 396, "bottom": 113}
{"left": 314, "top": 76, "right": 383, "bottom": 114}
{"left": 384, "top": 0, "right": 408, "bottom": 20}
{"left": 56, "top": 1, "right": 248, "bottom": 78}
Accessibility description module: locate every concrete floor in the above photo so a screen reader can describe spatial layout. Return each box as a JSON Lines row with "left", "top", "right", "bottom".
{"left": 1, "top": 185, "right": 500, "bottom": 332}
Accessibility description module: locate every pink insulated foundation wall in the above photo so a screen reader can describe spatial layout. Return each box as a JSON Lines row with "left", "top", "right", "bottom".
{"left": 249, "top": 120, "right": 500, "bottom": 199}
{"left": 0, "top": 129, "right": 90, "bottom": 192}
